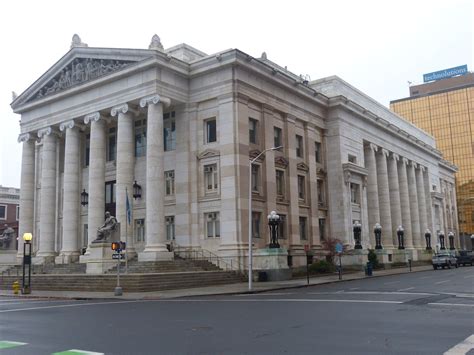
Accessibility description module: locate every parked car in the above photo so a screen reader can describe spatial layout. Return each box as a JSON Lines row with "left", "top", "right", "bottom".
{"left": 432, "top": 252, "right": 458, "bottom": 269}
{"left": 456, "top": 250, "right": 474, "bottom": 266}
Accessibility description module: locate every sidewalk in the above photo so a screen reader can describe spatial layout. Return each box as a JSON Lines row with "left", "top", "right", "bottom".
{"left": 0, "top": 265, "right": 433, "bottom": 300}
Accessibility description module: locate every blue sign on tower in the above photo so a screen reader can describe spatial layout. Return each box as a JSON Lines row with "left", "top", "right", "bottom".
{"left": 423, "top": 65, "right": 468, "bottom": 83}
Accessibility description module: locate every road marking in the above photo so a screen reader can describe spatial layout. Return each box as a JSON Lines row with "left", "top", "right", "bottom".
{"left": 235, "top": 292, "right": 294, "bottom": 296}
{"left": 162, "top": 298, "right": 403, "bottom": 304}
{"left": 0, "top": 300, "right": 143, "bottom": 313}
{"left": 349, "top": 288, "right": 360, "bottom": 290}
{"left": 383, "top": 281, "right": 401, "bottom": 285}
{"left": 419, "top": 276, "right": 432, "bottom": 279}
{"left": 435, "top": 280, "right": 451, "bottom": 284}
{"left": 0, "top": 341, "right": 28, "bottom": 349}
{"left": 429, "top": 303, "right": 474, "bottom": 308}
{"left": 397, "top": 287, "right": 415, "bottom": 292}
{"left": 308, "top": 291, "right": 434, "bottom": 296}
{"left": 464, "top": 275, "right": 474, "bottom": 279}
{"left": 52, "top": 350, "right": 104, "bottom": 355}
{"left": 442, "top": 293, "right": 474, "bottom": 298}
{"left": 443, "top": 334, "right": 474, "bottom": 354}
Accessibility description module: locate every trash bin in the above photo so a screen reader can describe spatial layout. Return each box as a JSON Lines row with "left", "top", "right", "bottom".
{"left": 365, "top": 262, "right": 373, "bottom": 276}
{"left": 258, "top": 271, "right": 268, "bottom": 282}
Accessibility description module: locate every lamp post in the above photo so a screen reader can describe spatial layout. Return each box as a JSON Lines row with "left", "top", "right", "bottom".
{"left": 374, "top": 223, "right": 382, "bottom": 250}
{"left": 397, "top": 225, "right": 405, "bottom": 250}
{"left": 439, "top": 231, "right": 446, "bottom": 250}
{"left": 22, "top": 232, "right": 33, "bottom": 294}
{"left": 448, "top": 231, "right": 455, "bottom": 250}
{"left": 424, "top": 229, "right": 432, "bottom": 250}
{"left": 248, "top": 145, "right": 282, "bottom": 291}
{"left": 353, "top": 220, "right": 362, "bottom": 249}
{"left": 268, "top": 211, "right": 280, "bottom": 248}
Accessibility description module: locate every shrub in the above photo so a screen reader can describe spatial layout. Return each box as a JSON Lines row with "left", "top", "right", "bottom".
{"left": 367, "top": 249, "right": 380, "bottom": 269}
{"left": 309, "top": 260, "right": 335, "bottom": 274}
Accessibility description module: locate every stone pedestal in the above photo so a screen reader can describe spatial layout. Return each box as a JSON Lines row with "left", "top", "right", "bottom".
{"left": 55, "top": 253, "right": 80, "bottom": 264}
{"left": 375, "top": 249, "right": 393, "bottom": 264}
{"left": 85, "top": 242, "right": 115, "bottom": 274}
{"left": 415, "top": 249, "right": 433, "bottom": 262}
{"left": 0, "top": 250, "right": 18, "bottom": 264}
{"left": 342, "top": 249, "right": 369, "bottom": 268}
{"left": 138, "top": 250, "right": 174, "bottom": 262}
{"left": 253, "top": 248, "right": 291, "bottom": 281}
{"left": 391, "top": 249, "right": 413, "bottom": 263}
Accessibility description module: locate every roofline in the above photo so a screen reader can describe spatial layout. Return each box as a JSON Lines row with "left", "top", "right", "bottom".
{"left": 390, "top": 82, "right": 474, "bottom": 104}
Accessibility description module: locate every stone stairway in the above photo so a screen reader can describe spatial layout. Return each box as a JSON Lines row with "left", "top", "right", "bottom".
{"left": 106, "top": 256, "right": 221, "bottom": 274}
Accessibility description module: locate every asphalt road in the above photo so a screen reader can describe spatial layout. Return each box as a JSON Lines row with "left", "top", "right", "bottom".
{"left": 0, "top": 267, "right": 473, "bottom": 355}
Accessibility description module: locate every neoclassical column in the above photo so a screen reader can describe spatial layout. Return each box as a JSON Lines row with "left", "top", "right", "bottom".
{"left": 58, "top": 120, "right": 81, "bottom": 262}
{"left": 388, "top": 153, "right": 402, "bottom": 247}
{"left": 305, "top": 124, "right": 321, "bottom": 249}
{"left": 84, "top": 112, "right": 106, "bottom": 248}
{"left": 407, "top": 161, "right": 421, "bottom": 248}
{"left": 17, "top": 133, "right": 36, "bottom": 258}
{"left": 376, "top": 148, "right": 393, "bottom": 248}
{"left": 138, "top": 94, "right": 173, "bottom": 261}
{"left": 415, "top": 166, "right": 428, "bottom": 241}
{"left": 365, "top": 143, "right": 380, "bottom": 247}
{"left": 111, "top": 104, "right": 136, "bottom": 255}
{"left": 398, "top": 158, "right": 413, "bottom": 248}
{"left": 36, "top": 127, "right": 58, "bottom": 262}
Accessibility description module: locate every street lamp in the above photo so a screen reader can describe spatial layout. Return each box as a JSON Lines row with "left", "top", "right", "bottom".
{"left": 268, "top": 211, "right": 280, "bottom": 249}
{"left": 132, "top": 180, "right": 142, "bottom": 199}
{"left": 248, "top": 145, "right": 282, "bottom": 291}
{"left": 374, "top": 223, "right": 382, "bottom": 250}
{"left": 80, "top": 189, "right": 89, "bottom": 206}
{"left": 397, "top": 225, "right": 405, "bottom": 250}
{"left": 353, "top": 220, "right": 362, "bottom": 249}
{"left": 424, "top": 229, "right": 432, "bottom": 250}
{"left": 439, "top": 231, "right": 446, "bottom": 250}
{"left": 22, "top": 232, "right": 33, "bottom": 294}
{"left": 448, "top": 231, "right": 455, "bottom": 250}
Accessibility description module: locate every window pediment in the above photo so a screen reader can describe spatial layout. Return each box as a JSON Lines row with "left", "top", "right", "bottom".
{"left": 297, "top": 162, "right": 309, "bottom": 172}
{"left": 249, "top": 149, "right": 265, "bottom": 162}
{"left": 197, "top": 149, "right": 220, "bottom": 160}
{"left": 275, "top": 156, "right": 288, "bottom": 168}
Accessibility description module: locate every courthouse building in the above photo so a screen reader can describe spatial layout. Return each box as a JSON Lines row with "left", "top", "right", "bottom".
{"left": 9, "top": 35, "right": 458, "bottom": 268}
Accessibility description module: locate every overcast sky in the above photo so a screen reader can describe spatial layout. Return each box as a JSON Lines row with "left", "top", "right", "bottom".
{"left": 0, "top": 0, "right": 472, "bottom": 188}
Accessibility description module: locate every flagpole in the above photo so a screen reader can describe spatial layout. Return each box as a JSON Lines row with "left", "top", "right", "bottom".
{"left": 125, "top": 187, "right": 128, "bottom": 274}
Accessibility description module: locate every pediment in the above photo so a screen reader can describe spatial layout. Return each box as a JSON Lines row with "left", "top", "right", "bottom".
{"left": 275, "top": 156, "right": 288, "bottom": 168}
{"left": 249, "top": 149, "right": 265, "bottom": 161}
{"left": 197, "top": 149, "right": 220, "bottom": 160}
{"left": 297, "top": 162, "right": 309, "bottom": 172}
{"left": 12, "top": 47, "right": 154, "bottom": 109}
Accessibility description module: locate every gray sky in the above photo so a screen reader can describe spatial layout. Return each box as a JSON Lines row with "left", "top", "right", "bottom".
{"left": 0, "top": 0, "right": 472, "bottom": 188}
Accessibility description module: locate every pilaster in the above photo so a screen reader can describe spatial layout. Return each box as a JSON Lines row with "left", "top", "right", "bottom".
{"left": 376, "top": 148, "right": 393, "bottom": 248}
{"left": 388, "top": 153, "right": 402, "bottom": 247}
{"left": 398, "top": 158, "right": 413, "bottom": 248}
{"left": 364, "top": 143, "right": 380, "bottom": 247}
{"left": 407, "top": 161, "right": 421, "bottom": 248}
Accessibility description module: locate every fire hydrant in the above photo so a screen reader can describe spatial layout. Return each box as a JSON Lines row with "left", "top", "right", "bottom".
{"left": 12, "top": 280, "right": 20, "bottom": 295}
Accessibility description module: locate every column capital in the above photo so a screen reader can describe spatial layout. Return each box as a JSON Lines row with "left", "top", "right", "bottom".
{"left": 84, "top": 112, "right": 102, "bottom": 124}
{"left": 111, "top": 103, "right": 129, "bottom": 117}
{"left": 368, "top": 143, "right": 378, "bottom": 152}
{"left": 410, "top": 160, "right": 418, "bottom": 169}
{"left": 139, "top": 94, "right": 171, "bottom": 109}
{"left": 401, "top": 157, "right": 409, "bottom": 165}
{"left": 390, "top": 153, "right": 399, "bottom": 161}
{"left": 37, "top": 127, "right": 59, "bottom": 138}
{"left": 17, "top": 133, "right": 32, "bottom": 143}
{"left": 59, "top": 120, "right": 76, "bottom": 131}
{"left": 419, "top": 165, "right": 426, "bottom": 173}
{"left": 380, "top": 148, "right": 390, "bottom": 157}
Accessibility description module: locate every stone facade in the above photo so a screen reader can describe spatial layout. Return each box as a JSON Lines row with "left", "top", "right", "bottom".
{"left": 9, "top": 35, "right": 458, "bottom": 269}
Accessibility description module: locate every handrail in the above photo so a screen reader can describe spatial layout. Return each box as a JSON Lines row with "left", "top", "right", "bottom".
{"left": 173, "top": 245, "right": 247, "bottom": 276}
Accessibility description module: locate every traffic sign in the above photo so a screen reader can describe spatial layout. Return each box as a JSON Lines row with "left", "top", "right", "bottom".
{"left": 335, "top": 243, "right": 343, "bottom": 254}
{"left": 112, "top": 253, "right": 125, "bottom": 260}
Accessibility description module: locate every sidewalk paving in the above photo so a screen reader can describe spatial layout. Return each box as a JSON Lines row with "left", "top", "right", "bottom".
{"left": 0, "top": 265, "right": 433, "bottom": 300}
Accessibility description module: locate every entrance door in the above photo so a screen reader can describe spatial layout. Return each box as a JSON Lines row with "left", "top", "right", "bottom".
{"left": 105, "top": 181, "right": 116, "bottom": 217}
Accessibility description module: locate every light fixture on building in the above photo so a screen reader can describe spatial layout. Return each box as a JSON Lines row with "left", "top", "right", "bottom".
{"left": 424, "top": 229, "right": 432, "bottom": 250}
{"left": 133, "top": 181, "right": 142, "bottom": 199}
{"left": 80, "top": 189, "right": 89, "bottom": 206}
{"left": 267, "top": 210, "right": 280, "bottom": 249}
{"left": 374, "top": 223, "right": 382, "bottom": 250}
{"left": 397, "top": 225, "right": 405, "bottom": 250}
{"left": 448, "top": 231, "right": 455, "bottom": 250}
{"left": 353, "top": 221, "right": 362, "bottom": 249}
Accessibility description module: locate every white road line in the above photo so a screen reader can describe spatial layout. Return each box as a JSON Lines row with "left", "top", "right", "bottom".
{"left": 435, "top": 280, "right": 451, "bottom": 285}
{"left": 59, "top": 350, "right": 104, "bottom": 355}
{"left": 161, "top": 298, "right": 403, "bottom": 304}
{"left": 419, "top": 276, "right": 432, "bottom": 279}
{"left": 0, "top": 300, "right": 143, "bottom": 313}
{"left": 383, "top": 281, "right": 401, "bottom": 285}
{"left": 463, "top": 275, "right": 474, "bottom": 279}
{"left": 309, "top": 291, "right": 434, "bottom": 296}
{"left": 349, "top": 288, "right": 360, "bottom": 291}
{"left": 235, "top": 292, "right": 294, "bottom": 296}
{"left": 0, "top": 300, "right": 73, "bottom": 306}
{"left": 443, "top": 334, "right": 474, "bottom": 355}
{"left": 429, "top": 303, "right": 474, "bottom": 308}
{"left": 397, "top": 287, "right": 415, "bottom": 292}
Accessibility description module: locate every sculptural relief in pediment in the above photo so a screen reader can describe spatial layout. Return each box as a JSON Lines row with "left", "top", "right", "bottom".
{"left": 29, "top": 58, "right": 135, "bottom": 103}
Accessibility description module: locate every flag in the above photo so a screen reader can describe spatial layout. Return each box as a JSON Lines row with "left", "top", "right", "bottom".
{"left": 126, "top": 188, "right": 131, "bottom": 225}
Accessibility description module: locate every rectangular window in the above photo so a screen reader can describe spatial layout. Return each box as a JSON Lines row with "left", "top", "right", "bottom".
{"left": 278, "top": 214, "right": 286, "bottom": 239}
{"left": 165, "top": 170, "right": 175, "bottom": 196}
{"left": 298, "top": 175, "right": 305, "bottom": 200}
{"left": 16, "top": 206, "right": 19, "bottom": 221}
{"left": 299, "top": 217, "right": 307, "bottom": 240}
{"left": 350, "top": 183, "right": 360, "bottom": 204}
{"left": 0, "top": 205, "right": 6, "bottom": 219}
{"left": 274, "top": 127, "right": 282, "bottom": 148}
{"left": 206, "top": 212, "right": 220, "bottom": 238}
{"left": 296, "top": 135, "right": 303, "bottom": 158}
{"left": 204, "top": 164, "right": 219, "bottom": 193}
{"left": 107, "top": 127, "right": 116, "bottom": 161}
{"left": 315, "top": 142, "right": 322, "bottom": 164}
{"left": 164, "top": 112, "right": 176, "bottom": 151}
{"left": 319, "top": 218, "right": 326, "bottom": 240}
{"left": 205, "top": 118, "right": 217, "bottom": 143}
{"left": 166, "top": 216, "right": 175, "bottom": 240}
{"left": 276, "top": 170, "right": 285, "bottom": 197}
{"left": 84, "top": 134, "right": 90, "bottom": 167}
{"left": 317, "top": 180, "right": 325, "bottom": 205}
{"left": 135, "top": 119, "right": 147, "bottom": 157}
{"left": 251, "top": 164, "right": 260, "bottom": 192}
{"left": 348, "top": 154, "right": 357, "bottom": 164}
{"left": 252, "top": 212, "right": 261, "bottom": 239}
{"left": 135, "top": 219, "right": 145, "bottom": 242}
{"left": 249, "top": 118, "right": 258, "bottom": 144}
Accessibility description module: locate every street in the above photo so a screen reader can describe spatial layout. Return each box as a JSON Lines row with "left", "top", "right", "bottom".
{"left": 0, "top": 267, "right": 473, "bottom": 355}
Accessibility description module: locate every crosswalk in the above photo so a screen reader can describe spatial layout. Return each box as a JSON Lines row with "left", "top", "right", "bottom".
{"left": 0, "top": 341, "right": 104, "bottom": 354}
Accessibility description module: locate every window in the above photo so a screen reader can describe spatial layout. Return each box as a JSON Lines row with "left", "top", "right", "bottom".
{"left": 348, "top": 154, "right": 357, "bottom": 164}
{"left": 107, "top": 127, "right": 116, "bottom": 161}
{"left": 16, "top": 206, "right": 19, "bottom": 221}
{"left": 0, "top": 205, "right": 6, "bottom": 219}
{"left": 317, "top": 180, "right": 325, "bottom": 205}
{"left": 298, "top": 175, "right": 306, "bottom": 200}
{"left": 135, "top": 119, "right": 147, "bottom": 157}
{"left": 249, "top": 118, "right": 258, "bottom": 144}
{"left": 205, "top": 118, "right": 217, "bottom": 143}
{"left": 135, "top": 219, "right": 145, "bottom": 242}
{"left": 319, "top": 218, "right": 326, "bottom": 240}
{"left": 276, "top": 170, "right": 285, "bottom": 197}
{"left": 315, "top": 142, "right": 322, "bottom": 164}
{"left": 166, "top": 216, "right": 175, "bottom": 240}
{"left": 252, "top": 212, "right": 261, "bottom": 239}
{"left": 296, "top": 135, "right": 303, "bottom": 158}
{"left": 84, "top": 134, "right": 90, "bottom": 167}
{"left": 350, "top": 183, "right": 360, "bottom": 204}
{"left": 278, "top": 214, "right": 286, "bottom": 239}
{"left": 206, "top": 212, "right": 220, "bottom": 238}
{"left": 204, "top": 164, "right": 219, "bottom": 193}
{"left": 299, "top": 217, "right": 307, "bottom": 240}
{"left": 83, "top": 224, "right": 88, "bottom": 248}
{"left": 164, "top": 111, "right": 176, "bottom": 151}
{"left": 251, "top": 164, "right": 260, "bottom": 192}
{"left": 274, "top": 127, "right": 282, "bottom": 148}
{"left": 165, "top": 170, "right": 175, "bottom": 196}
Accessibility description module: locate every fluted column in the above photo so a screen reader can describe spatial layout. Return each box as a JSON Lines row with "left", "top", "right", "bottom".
{"left": 306, "top": 124, "right": 321, "bottom": 249}
{"left": 398, "top": 158, "right": 413, "bottom": 248}
{"left": 416, "top": 166, "right": 428, "bottom": 241}
{"left": 365, "top": 143, "right": 380, "bottom": 247}
{"left": 407, "top": 161, "right": 421, "bottom": 248}
{"left": 36, "top": 127, "right": 58, "bottom": 262}
{"left": 111, "top": 104, "right": 136, "bottom": 254}
{"left": 84, "top": 113, "right": 106, "bottom": 248}
{"left": 376, "top": 148, "right": 393, "bottom": 248}
{"left": 17, "top": 133, "right": 36, "bottom": 258}
{"left": 58, "top": 120, "right": 81, "bottom": 262}
{"left": 388, "top": 154, "right": 402, "bottom": 247}
{"left": 138, "top": 95, "right": 173, "bottom": 261}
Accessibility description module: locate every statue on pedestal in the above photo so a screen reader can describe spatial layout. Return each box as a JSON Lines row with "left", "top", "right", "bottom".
{"left": 0, "top": 224, "right": 15, "bottom": 249}
{"left": 93, "top": 212, "right": 117, "bottom": 243}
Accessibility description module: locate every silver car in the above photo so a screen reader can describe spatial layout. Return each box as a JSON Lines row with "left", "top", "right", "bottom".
{"left": 432, "top": 252, "right": 458, "bottom": 269}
